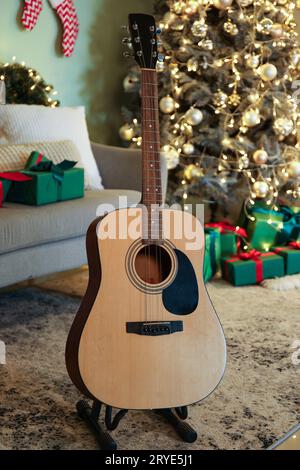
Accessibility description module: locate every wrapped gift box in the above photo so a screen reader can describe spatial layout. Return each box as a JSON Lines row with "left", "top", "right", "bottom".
{"left": 0, "top": 178, "right": 12, "bottom": 205}
{"left": 276, "top": 206, "right": 300, "bottom": 245}
{"left": 203, "top": 227, "right": 221, "bottom": 283}
{"left": 7, "top": 153, "right": 84, "bottom": 206}
{"left": 1, "top": 172, "right": 32, "bottom": 206}
{"left": 206, "top": 222, "right": 247, "bottom": 257}
{"left": 273, "top": 243, "right": 300, "bottom": 275}
{"left": 221, "top": 251, "right": 285, "bottom": 286}
{"left": 8, "top": 168, "right": 84, "bottom": 206}
{"left": 241, "top": 205, "right": 284, "bottom": 252}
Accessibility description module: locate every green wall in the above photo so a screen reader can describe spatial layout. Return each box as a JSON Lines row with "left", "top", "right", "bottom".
{"left": 0, "top": 0, "right": 152, "bottom": 144}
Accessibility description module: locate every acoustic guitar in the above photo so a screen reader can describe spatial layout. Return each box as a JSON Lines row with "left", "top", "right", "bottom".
{"left": 66, "top": 13, "right": 226, "bottom": 411}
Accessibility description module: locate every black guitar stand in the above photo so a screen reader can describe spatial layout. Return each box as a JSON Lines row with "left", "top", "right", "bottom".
{"left": 76, "top": 399, "right": 198, "bottom": 450}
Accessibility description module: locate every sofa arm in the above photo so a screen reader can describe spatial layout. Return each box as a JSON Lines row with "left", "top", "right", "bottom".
{"left": 91, "top": 142, "right": 168, "bottom": 199}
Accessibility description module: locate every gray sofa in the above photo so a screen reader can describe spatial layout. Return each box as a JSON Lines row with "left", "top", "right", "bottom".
{"left": 0, "top": 143, "right": 167, "bottom": 289}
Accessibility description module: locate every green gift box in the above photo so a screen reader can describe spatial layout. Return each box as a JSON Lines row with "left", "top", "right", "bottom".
{"left": 221, "top": 251, "right": 285, "bottom": 286}
{"left": 241, "top": 205, "right": 284, "bottom": 252}
{"left": 273, "top": 245, "right": 300, "bottom": 275}
{"left": 1, "top": 172, "right": 33, "bottom": 206}
{"left": 8, "top": 168, "right": 84, "bottom": 206}
{"left": 0, "top": 178, "right": 12, "bottom": 204}
{"left": 276, "top": 206, "right": 300, "bottom": 245}
{"left": 221, "top": 232, "right": 238, "bottom": 257}
{"left": 203, "top": 228, "right": 221, "bottom": 283}
{"left": 7, "top": 153, "right": 84, "bottom": 206}
{"left": 205, "top": 223, "right": 248, "bottom": 257}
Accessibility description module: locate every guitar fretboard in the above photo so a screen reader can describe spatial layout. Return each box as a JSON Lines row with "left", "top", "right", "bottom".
{"left": 141, "top": 68, "right": 162, "bottom": 243}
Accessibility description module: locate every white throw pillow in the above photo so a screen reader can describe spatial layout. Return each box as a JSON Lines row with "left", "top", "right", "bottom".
{"left": 0, "top": 140, "right": 82, "bottom": 171}
{"left": 0, "top": 105, "right": 103, "bottom": 190}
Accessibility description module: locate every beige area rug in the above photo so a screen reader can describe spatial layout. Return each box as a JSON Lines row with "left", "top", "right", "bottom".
{"left": 0, "top": 269, "right": 299, "bottom": 450}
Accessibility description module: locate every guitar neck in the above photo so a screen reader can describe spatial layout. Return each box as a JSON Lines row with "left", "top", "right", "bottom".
{"left": 141, "top": 68, "right": 162, "bottom": 209}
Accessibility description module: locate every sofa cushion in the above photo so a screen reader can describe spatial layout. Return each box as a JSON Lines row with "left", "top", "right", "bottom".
{"left": 0, "top": 190, "right": 141, "bottom": 255}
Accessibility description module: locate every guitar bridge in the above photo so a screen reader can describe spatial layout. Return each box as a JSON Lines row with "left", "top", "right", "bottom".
{"left": 126, "top": 321, "right": 183, "bottom": 336}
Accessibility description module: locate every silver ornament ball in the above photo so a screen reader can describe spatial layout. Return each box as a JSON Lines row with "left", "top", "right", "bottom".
{"left": 161, "top": 145, "right": 180, "bottom": 170}
{"left": 185, "top": 108, "right": 203, "bottom": 126}
{"left": 159, "top": 96, "right": 176, "bottom": 114}
{"left": 259, "top": 63, "right": 278, "bottom": 81}
{"left": 182, "top": 142, "right": 195, "bottom": 155}
{"left": 243, "top": 109, "right": 261, "bottom": 127}
{"left": 288, "top": 161, "right": 300, "bottom": 179}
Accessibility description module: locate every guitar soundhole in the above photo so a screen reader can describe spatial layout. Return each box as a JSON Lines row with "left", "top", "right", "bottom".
{"left": 134, "top": 244, "right": 172, "bottom": 285}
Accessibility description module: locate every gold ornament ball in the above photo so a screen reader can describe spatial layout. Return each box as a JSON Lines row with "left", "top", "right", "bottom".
{"left": 182, "top": 142, "right": 195, "bottom": 155}
{"left": 159, "top": 96, "right": 176, "bottom": 114}
{"left": 259, "top": 63, "right": 278, "bottom": 81}
{"left": 243, "top": 109, "right": 261, "bottom": 127}
{"left": 185, "top": 108, "right": 203, "bottom": 126}
{"left": 161, "top": 145, "right": 180, "bottom": 170}
{"left": 253, "top": 181, "right": 269, "bottom": 198}
{"left": 253, "top": 149, "right": 268, "bottom": 165}
{"left": 213, "top": 0, "right": 233, "bottom": 9}
{"left": 288, "top": 161, "right": 300, "bottom": 179}
{"left": 119, "top": 124, "right": 135, "bottom": 141}
{"left": 271, "top": 23, "right": 284, "bottom": 38}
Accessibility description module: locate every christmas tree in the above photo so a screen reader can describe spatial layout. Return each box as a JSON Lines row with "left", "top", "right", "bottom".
{"left": 120, "top": 0, "right": 300, "bottom": 221}
{"left": 0, "top": 61, "right": 59, "bottom": 107}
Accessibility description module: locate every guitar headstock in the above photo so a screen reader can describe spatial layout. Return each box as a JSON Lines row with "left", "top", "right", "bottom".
{"left": 127, "top": 14, "right": 158, "bottom": 69}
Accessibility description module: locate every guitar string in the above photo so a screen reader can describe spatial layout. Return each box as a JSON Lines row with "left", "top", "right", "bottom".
{"left": 138, "top": 24, "right": 150, "bottom": 324}
{"left": 149, "top": 32, "right": 158, "bottom": 324}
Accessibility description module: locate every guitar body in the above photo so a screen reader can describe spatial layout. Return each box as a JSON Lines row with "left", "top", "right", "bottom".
{"left": 66, "top": 208, "right": 226, "bottom": 410}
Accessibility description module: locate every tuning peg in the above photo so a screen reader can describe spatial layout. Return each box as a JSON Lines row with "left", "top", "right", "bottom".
{"left": 122, "top": 37, "right": 132, "bottom": 44}
{"left": 120, "top": 25, "right": 129, "bottom": 32}
{"left": 123, "top": 51, "right": 134, "bottom": 58}
{"left": 158, "top": 53, "right": 165, "bottom": 62}
{"left": 156, "top": 28, "right": 162, "bottom": 35}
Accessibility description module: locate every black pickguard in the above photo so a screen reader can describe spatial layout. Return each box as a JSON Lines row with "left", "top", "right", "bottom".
{"left": 162, "top": 249, "right": 199, "bottom": 315}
